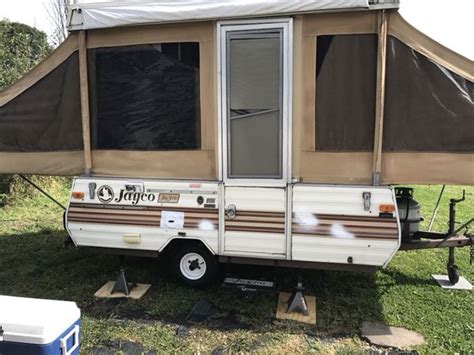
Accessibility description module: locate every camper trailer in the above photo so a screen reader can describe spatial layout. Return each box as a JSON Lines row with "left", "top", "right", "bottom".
{"left": 0, "top": 0, "right": 472, "bottom": 287}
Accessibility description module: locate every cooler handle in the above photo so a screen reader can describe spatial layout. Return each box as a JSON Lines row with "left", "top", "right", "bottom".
{"left": 60, "top": 325, "right": 80, "bottom": 355}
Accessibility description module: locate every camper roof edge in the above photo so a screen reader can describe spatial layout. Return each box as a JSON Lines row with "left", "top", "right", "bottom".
{"left": 368, "top": 0, "right": 400, "bottom": 10}
{"left": 67, "top": 0, "right": 400, "bottom": 31}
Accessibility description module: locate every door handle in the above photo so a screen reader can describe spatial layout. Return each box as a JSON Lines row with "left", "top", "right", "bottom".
{"left": 362, "top": 192, "right": 371, "bottom": 211}
{"left": 225, "top": 204, "right": 237, "bottom": 219}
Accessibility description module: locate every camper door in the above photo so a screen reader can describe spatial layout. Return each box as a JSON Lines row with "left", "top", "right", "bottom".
{"left": 218, "top": 20, "right": 292, "bottom": 258}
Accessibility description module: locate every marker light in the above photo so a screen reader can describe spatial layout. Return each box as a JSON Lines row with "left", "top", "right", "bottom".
{"left": 71, "top": 191, "right": 85, "bottom": 199}
{"left": 379, "top": 204, "right": 395, "bottom": 213}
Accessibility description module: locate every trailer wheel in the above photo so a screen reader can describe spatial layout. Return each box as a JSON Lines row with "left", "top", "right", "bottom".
{"left": 173, "top": 243, "right": 218, "bottom": 287}
{"left": 447, "top": 264, "right": 459, "bottom": 285}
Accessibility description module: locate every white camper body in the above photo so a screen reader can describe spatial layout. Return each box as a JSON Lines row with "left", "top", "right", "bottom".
{"left": 66, "top": 178, "right": 400, "bottom": 271}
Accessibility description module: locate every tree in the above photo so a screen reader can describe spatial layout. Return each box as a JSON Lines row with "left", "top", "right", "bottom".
{"left": 45, "top": 0, "right": 69, "bottom": 47}
{"left": 0, "top": 20, "right": 52, "bottom": 204}
{"left": 0, "top": 20, "right": 51, "bottom": 89}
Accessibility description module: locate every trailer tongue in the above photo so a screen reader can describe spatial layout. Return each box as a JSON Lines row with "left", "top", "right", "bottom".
{"left": 398, "top": 189, "right": 473, "bottom": 284}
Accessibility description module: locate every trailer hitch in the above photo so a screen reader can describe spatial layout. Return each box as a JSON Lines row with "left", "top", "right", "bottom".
{"left": 446, "top": 190, "right": 470, "bottom": 284}
{"left": 403, "top": 190, "right": 472, "bottom": 285}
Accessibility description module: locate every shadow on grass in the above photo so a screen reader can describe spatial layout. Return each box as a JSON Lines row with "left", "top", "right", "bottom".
{"left": 379, "top": 268, "right": 439, "bottom": 288}
{"left": 0, "top": 228, "right": 399, "bottom": 337}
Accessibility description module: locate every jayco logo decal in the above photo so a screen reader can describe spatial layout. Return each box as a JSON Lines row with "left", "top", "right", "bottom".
{"left": 114, "top": 190, "right": 157, "bottom": 205}
{"left": 97, "top": 185, "right": 114, "bottom": 203}
{"left": 96, "top": 186, "right": 180, "bottom": 205}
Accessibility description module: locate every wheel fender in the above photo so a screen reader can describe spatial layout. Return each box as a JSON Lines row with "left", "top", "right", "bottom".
{"left": 159, "top": 237, "right": 217, "bottom": 255}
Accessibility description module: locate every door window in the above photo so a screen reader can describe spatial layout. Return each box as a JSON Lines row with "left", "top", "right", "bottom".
{"left": 226, "top": 31, "right": 283, "bottom": 178}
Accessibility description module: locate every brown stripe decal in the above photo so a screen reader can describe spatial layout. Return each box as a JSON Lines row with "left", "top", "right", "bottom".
{"left": 225, "top": 210, "right": 285, "bottom": 234}
{"left": 67, "top": 203, "right": 218, "bottom": 229}
{"left": 292, "top": 212, "right": 398, "bottom": 240}
{"left": 67, "top": 203, "right": 397, "bottom": 240}
{"left": 69, "top": 202, "right": 218, "bottom": 213}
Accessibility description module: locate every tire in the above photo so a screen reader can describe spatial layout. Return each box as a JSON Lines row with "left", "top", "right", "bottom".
{"left": 173, "top": 243, "right": 219, "bottom": 287}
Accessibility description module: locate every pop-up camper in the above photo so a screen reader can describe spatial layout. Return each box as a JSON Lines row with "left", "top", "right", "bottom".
{"left": 0, "top": 0, "right": 472, "bottom": 287}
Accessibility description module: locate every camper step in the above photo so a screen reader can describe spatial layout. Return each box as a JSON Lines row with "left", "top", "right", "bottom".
{"left": 222, "top": 277, "right": 275, "bottom": 292}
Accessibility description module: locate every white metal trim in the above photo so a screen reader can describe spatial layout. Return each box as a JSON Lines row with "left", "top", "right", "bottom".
{"left": 64, "top": 179, "right": 78, "bottom": 248}
{"left": 218, "top": 182, "right": 225, "bottom": 254}
{"left": 216, "top": 22, "right": 224, "bottom": 182}
{"left": 219, "top": 250, "right": 287, "bottom": 260}
{"left": 75, "top": 175, "right": 219, "bottom": 183}
{"left": 286, "top": 18, "right": 293, "bottom": 183}
{"left": 382, "top": 186, "right": 402, "bottom": 267}
{"left": 286, "top": 184, "right": 293, "bottom": 260}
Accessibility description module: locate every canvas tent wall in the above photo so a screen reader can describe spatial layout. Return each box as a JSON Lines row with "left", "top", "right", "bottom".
{"left": 0, "top": 3, "right": 472, "bottom": 184}
{"left": 294, "top": 11, "right": 473, "bottom": 185}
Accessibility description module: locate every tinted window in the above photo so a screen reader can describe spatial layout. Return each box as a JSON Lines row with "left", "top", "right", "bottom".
{"left": 0, "top": 53, "right": 83, "bottom": 152}
{"left": 227, "top": 33, "right": 282, "bottom": 178}
{"left": 89, "top": 43, "right": 200, "bottom": 150}
{"left": 383, "top": 36, "right": 473, "bottom": 152}
{"left": 315, "top": 34, "right": 377, "bottom": 151}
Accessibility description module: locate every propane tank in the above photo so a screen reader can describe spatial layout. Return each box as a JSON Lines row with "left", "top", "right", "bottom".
{"left": 395, "top": 187, "right": 421, "bottom": 240}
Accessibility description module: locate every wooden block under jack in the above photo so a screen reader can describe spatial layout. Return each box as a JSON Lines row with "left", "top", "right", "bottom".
{"left": 94, "top": 281, "right": 151, "bottom": 299}
{"left": 275, "top": 292, "right": 316, "bottom": 325}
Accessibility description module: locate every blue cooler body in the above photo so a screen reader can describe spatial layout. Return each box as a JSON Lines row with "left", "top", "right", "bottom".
{"left": 0, "top": 296, "right": 81, "bottom": 355}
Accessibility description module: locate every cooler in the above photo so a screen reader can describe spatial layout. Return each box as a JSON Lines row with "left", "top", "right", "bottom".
{"left": 0, "top": 295, "right": 80, "bottom": 355}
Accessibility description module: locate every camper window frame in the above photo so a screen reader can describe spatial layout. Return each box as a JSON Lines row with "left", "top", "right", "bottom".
{"left": 87, "top": 42, "right": 202, "bottom": 152}
{"left": 217, "top": 19, "right": 293, "bottom": 186}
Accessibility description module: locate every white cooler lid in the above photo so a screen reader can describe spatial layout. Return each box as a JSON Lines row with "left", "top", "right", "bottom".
{"left": 0, "top": 296, "right": 81, "bottom": 345}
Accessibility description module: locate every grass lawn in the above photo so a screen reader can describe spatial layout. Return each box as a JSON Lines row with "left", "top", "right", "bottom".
{"left": 0, "top": 180, "right": 473, "bottom": 354}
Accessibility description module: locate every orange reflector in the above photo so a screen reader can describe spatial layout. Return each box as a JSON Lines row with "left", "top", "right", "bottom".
{"left": 379, "top": 204, "right": 395, "bottom": 213}
{"left": 71, "top": 191, "right": 85, "bottom": 199}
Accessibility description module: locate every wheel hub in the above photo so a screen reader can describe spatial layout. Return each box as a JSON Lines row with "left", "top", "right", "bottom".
{"left": 180, "top": 252, "right": 207, "bottom": 280}
{"left": 188, "top": 258, "right": 201, "bottom": 271}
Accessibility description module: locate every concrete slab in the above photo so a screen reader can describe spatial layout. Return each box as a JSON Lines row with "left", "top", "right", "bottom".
{"left": 94, "top": 281, "right": 151, "bottom": 299}
{"left": 432, "top": 275, "right": 472, "bottom": 290}
{"left": 361, "top": 321, "right": 425, "bottom": 349}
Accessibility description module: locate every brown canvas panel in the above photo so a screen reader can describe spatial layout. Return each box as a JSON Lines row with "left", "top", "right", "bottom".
{"left": 299, "top": 11, "right": 473, "bottom": 185}
{"left": 382, "top": 153, "right": 474, "bottom": 185}
{"left": 388, "top": 12, "right": 473, "bottom": 82}
{"left": 300, "top": 35, "right": 316, "bottom": 152}
{"left": 298, "top": 12, "right": 378, "bottom": 183}
{"left": 92, "top": 150, "right": 215, "bottom": 179}
{"left": 0, "top": 53, "right": 83, "bottom": 152}
{"left": 87, "top": 21, "right": 214, "bottom": 49}
{"left": 200, "top": 39, "right": 216, "bottom": 151}
{"left": 372, "top": 10, "right": 388, "bottom": 178}
{"left": 315, "top": 34, "right": 377, "bottom": 151}
{"left": 79, "top": 31, "right": 93, "bottom": 174}
{"left": 303, "top": 11, "right": 377, "bottom": 36}
{"left": 1, "top": 11, "right": 471, "bottom": 184}
{"left": 84, "top": 21, "right": 216, "bottom": 178}
{"left": 0, "top": 151, "right": 84, "bottom": 175}
{"left": 383, "top": 36, "right": 473, "bottom": 152}
{"left": 0, "top": 33, "right": 79, "bottom": 106}
{"left": 299, "top": 152, "right": 372, "bottom": 184}
{"left": 292, "top": 16, "right": 304, "bottom": 177}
